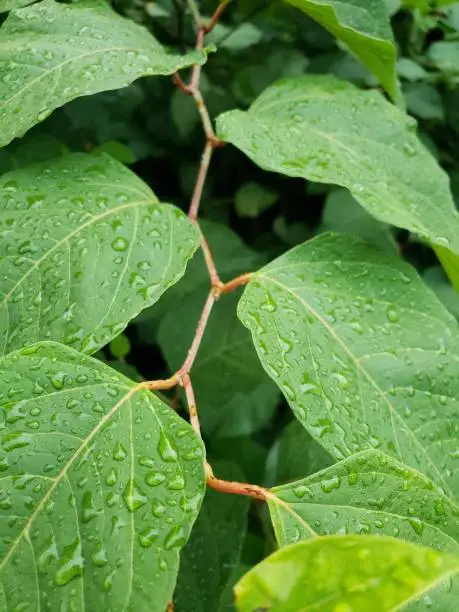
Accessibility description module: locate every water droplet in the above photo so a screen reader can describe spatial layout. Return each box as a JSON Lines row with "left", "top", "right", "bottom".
{"left": 165, "top": 525, "right": 186, "bottom": 550}
{"left": 113, "top": 441, "right": 127, "bottom": 461}
{"left": 55, "top": 539, "right": 83, "bottom": 586}
{"left": 157, "top": 431, "right": 177, "bottom": 463}
{"left": 123, "top": 478, "right": 147, "bottom": 512}
{"left": 111, "top": 237, "right": 129, "bottom": 252}
{"left": 139, "top": 527, "right": 159, "bottom": 548}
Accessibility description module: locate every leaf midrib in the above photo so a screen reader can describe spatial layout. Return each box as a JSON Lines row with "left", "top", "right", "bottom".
{"left": 257, "top": 272, "right": 453, "bottom": 497}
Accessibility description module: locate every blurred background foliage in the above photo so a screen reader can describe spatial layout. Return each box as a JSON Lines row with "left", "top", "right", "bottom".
{"left": 4, "top": 0, "right": 459, "bottom": 607}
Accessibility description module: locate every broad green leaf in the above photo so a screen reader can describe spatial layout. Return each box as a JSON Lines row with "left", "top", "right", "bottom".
{"left": 174, "top": 462, "right": 249, "bottom": 612}
{"left": 217, "top": 75, "right": 459, "bottom": 256}
{"left": 235, "top": 536, "right": 459, "bottom": 612}
{"left": 285, "top": 0, "right": 397, "bottom": 98}
{"left": 0, "top": 341, "right": 205, "bottom": 611}
{"left": 269, "top": 450, "right": 459, "bottom": 550}
{"left": 238, "top": 233, "right": 459, "bottom": 497}
{"left": 0, "top": 0, "right": 207, "bottom": 147}
{"left": 0, "top": 152, "right": 199, "bottom": 355}
{"left": 235, "top": 182, "right": 278, "bottom": 219}
{"left": 434, "top": 246, "right": 459, "bottom": 298}
{"left": 268, "top": 450, "right": 459, "bottom": 610}
{"left": 158, "top": 290, "right": 279, "bottom": 435}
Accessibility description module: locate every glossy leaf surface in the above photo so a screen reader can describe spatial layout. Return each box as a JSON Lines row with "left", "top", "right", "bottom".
{"left": 286, "top": 0, "right": 397, "bottom": 97}
{"left": 269, "top": 450, "right": 459, "bottom": 550}
{"left": 0, "top": 153, "right": 199, "bottom": 354}
{"left": 0, "top": 342, "right": 205, "bottom": 611}
{"left": 217, "top": 75, "right": 459, "bottom": 256}
{"left": 235, "top": 536, "right": 459, "bottom": 612}
{"left": 0, "top": 0, "right": 207, "bottom": 147}
{"left": 238, "top": 233, "right": 459, "bottom": 497}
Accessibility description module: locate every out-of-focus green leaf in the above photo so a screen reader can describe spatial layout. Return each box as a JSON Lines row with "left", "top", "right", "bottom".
{"left": 235, "top": 182, "right": 278, "bottom": 219}
{"left": 321, "top": 188, "right": 397, "bottom": 251}
{"left": 235, "top": 536, "right": 459, "bottom": 612}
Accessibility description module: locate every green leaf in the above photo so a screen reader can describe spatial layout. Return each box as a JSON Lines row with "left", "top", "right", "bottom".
{"left": 285, "top": 0, "right": 397, "bottom": 98}
{"left": 0, "top": 0, "right": 31, "bottom": 13}
{"left": 235, "top": 536, "right": 459, "bottom": 612}
{"left": 217, "top": 75, "right": 459, "bottom": 256}
{"left": 0, "top": 0, "right": 207, "bottom": 147}
{"left": 158, "top": 290, "right": 279, "bottom": 435}
{"left": 0, "top": 152, "right": 199, "bottom": 355}
{"left": 237, "top": 232, "right": 459, "bottom": 496}
{"left": 404, "top": 82, "right": 445, "bottom": 120}
{"left": 269, "top": 450, "right": 459, "bottom": 549}
{"left": 0, "top": 341, "right": 205, "bottom": 611}
{"left": 174, "top": 462, "right": 249, "bottom": 612}
{"left": 428, "top": 41, "right": 459, "bottom": 77}
{"left": 235, "top": 182, "right": 278, "bottom": 219}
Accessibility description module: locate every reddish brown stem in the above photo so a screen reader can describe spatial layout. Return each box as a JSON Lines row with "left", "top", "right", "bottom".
{"left": 189, "top": 141, "right": 213, "bottom": 221}
{"left": 220, "top": 273, "right": 253, "bottom": 295}
{"left": 203, "top": 1, "right": 230, "bottom": 33}
{"left": 181, "top": 373, "right": 201, "bottom": 435}
{"left": 206, "top": 463, "right": 268, "bottom": 501}
{"left": 172, "top": 72, "right": 192, "bottom": 95}
{"left": 177, "top": 290, "right": 215, "bottom": 376}
{"left": 141, "top": 376, "right": 178, "bottom": 391}
{"left": 198, "top": 225, "right": 221, "bottom": 286}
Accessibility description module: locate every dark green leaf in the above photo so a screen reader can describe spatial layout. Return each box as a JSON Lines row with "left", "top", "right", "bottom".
{"left": 0, "top": 0, "right": 207, "bottom": 147}
{"left": 0, "top": 341, "right": 205, "bottom": 611}
{"left": 238, "top": 233, "right": 459, "bottom": 496}
{"left": 0, "top": 153, "right": 199, "bottom": 354}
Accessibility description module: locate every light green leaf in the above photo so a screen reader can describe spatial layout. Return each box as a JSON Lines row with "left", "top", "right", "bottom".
{"left": 285, "top": 0, "right": 397, "bottom": 98}
{"left": 423, "top": 264, "right": 459, "bottom": 320}
{"left": 402, "top": 0, "right": 458, "bottom": 10}
{"left": 238, "top": 232, "right": 459, "bottom": 497}
{"left": 174, "top": 462, "right": 249, "bottom": 612}
{"left": 269, "top": 450, "right": 459, "bottom": 549}
{"left": 158, "top": 290, "right": 279, "bottom": 435}
{"left": 0, "top": 341, "right": 205, "bottom": 611}
{"left": 0, "top": 0, "right": 207, "bottom": 147}
{"left": 217, "top": 75, "right": 459, "bottom": 255}
{"left": 235, "top": 536, "right": 459, "bottom": 612}
{"left": 0, "top": 152, "right": 199, "bottom": 355}
{"left": 0, "top": 0, "right": 31, "bottom": 13}
{"left": 268, "top": 450, "right": 459, "bottom": 609}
